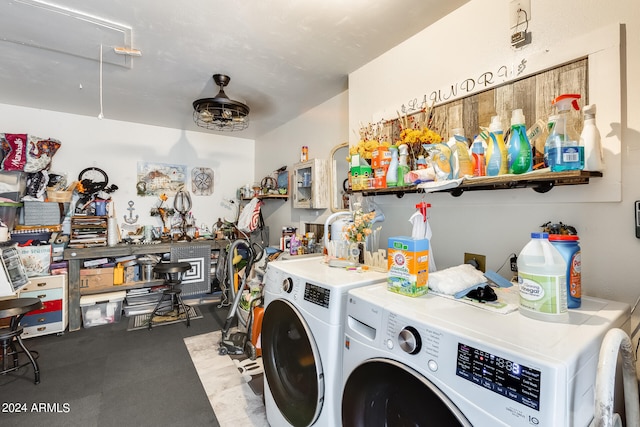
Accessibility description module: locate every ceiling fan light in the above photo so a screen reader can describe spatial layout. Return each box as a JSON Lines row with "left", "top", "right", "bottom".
{"left": 192, "top": 74, "right": 250, "bottom": 132}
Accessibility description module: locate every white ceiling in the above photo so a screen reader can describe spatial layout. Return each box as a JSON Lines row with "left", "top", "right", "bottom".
{"left": 0, "top": 0, "right": 468, "bottom": 139}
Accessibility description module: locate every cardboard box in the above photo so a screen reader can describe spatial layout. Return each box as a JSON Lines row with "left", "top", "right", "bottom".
{"left": 80, "top": 267, "right": 115, "bottom": 291}
{"left": 387, "top": 236, "right": 429, "bottom": 297}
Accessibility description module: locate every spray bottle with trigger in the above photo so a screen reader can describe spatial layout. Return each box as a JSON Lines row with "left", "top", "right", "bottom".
{"left": 545, "top": 94, "right": 582, "bottom": 171}
{"left": 397, "top": 144, "right": 410, "bottom": 186}
{"left": 409, "top": 201, "right": 437, "bottom": 272}
{"left": 386, "top": 145, "right": 399, "bottom": 187}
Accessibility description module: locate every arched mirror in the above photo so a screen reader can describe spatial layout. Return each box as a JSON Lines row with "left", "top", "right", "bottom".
{"left": 330, "top": 142, "right": 349, "bottom": 212}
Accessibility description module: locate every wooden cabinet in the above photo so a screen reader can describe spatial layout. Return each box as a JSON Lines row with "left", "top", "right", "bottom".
{"left": 292, "top": 158, "right": 330, "bottom": 209}
{"left": 18, "top": 274, "right": 67, "bottom": 338}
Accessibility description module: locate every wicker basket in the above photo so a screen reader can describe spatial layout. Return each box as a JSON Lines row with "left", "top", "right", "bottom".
{"left": 47, "top": 188, "right": 73, "bottom": 202}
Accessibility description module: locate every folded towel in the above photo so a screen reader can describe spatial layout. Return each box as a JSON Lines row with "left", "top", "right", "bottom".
{"left": 428, "top": 264, "right": 487, "bottom": 295}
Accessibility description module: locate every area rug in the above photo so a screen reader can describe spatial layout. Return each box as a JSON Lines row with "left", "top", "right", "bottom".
{"left": 184, "top": 330, "right": 267, "bottom": 426}
{"left": 127, "top": 305, "right": 202, "bottom": 331}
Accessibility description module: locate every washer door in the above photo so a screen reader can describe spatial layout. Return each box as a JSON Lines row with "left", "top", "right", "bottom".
{"left": 262, "top": 299, "right": 324, "bottom": 426}
{"left": 342, "top": 359, "right": 472, "bottom": 427}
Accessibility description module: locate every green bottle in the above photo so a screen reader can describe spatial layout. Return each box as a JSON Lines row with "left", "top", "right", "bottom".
{"left": 507, "top": 109, "right": 532, "bottom": 174}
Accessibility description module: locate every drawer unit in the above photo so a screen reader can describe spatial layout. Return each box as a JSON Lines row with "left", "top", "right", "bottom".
{"left": 18, "top": 274, "right": 67, "bottom": 338}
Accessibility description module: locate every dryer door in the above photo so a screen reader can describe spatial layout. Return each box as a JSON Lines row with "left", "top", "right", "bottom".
{"left": 342, "top": 358, "right": 472, "bottom": 426}
{"left": 262, "top": 299, "right": 324, "bottom": 426}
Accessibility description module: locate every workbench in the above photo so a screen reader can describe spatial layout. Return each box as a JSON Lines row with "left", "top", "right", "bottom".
{"left": 63, "top": 240, "right": 227, "bottom": 331}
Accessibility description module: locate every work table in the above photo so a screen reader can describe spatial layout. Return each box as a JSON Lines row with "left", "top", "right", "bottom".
{"left": 63, "top": 239, "right": 227, "bottom": 331}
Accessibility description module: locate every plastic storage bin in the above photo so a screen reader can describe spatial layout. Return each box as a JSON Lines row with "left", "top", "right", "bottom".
{"left": 80, "top": 291, "right": 126, "bottom": 328}
{"left": 0, "top": 201, "right": 22, "bottom": 229}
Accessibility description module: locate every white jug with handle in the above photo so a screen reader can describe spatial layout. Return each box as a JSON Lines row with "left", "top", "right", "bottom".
{"left": 324, "top": 211, "right": 351, "bottom": 258}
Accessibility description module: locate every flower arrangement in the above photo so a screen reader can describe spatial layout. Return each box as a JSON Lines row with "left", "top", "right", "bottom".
{"left": 396, "top": 103, "right": 443, "bottom": 167}
{"left": 343, "top": 208, "right": 377, "bottom": 243}
{"left": 149, "top": 193, "right": 175, "bottom": 233}
{"left": 349, "top": 121, "right": 392, "bottom": 162}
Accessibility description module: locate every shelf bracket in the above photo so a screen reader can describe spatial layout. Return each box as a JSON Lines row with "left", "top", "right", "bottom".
{"left": 533, "top": 181, "right": 554, "bottom": 193}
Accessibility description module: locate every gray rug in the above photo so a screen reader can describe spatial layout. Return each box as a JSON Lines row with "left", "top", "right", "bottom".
{"left": 127, "top": 305, "right": 202, "bottom": 331}
{"left": 184, "top": 331, "right": 267, "bottom": 426}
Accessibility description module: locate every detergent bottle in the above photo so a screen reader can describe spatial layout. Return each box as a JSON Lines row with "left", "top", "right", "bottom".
{"left": 507, "top": 109, "right": 532, "bottom": 174}
{"left": 385, "top": 145, "right": 399, "bottom": 187}
{"left": 396, "top": 144, "right": 410, "bottom": 186}
{"left": 485, "top": 115, "right": 508, "bottom": 176}
{"left": 580, "top": 104, "right": 605, "bottom": 172}
{"left": 425, "top": 143, "right": 452, "bottom": 181}
{"left": 448, "top": 128, "right": 473, "bottom": 178}
{"left": 545, "top": 94, "right": 582, "bottom": 171}
{"left": 470, "top": 135, "right": 485, "bottom": 177}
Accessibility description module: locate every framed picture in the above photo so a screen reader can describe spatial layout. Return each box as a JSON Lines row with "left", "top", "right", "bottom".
{"left": 277, "top": 170, "right": 289, "bottom": 195}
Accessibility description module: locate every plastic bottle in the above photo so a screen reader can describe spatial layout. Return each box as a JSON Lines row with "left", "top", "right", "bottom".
{"left": 485, "top": 116, "right": 508, "bottom": 176}
{"left": 507, "top": 109, "right": 533, "bottom": 174}
{"left": 289, "top": 234, "right": 299, "bottom": 255}
{"left": 425, "top": 143, "right": 452, "bottom": 181}
{"left": 397, "top": 143, "right": 410, "bottom": 187}
{"left": 470, "top": 135, "right": 485, "bottom": 177}
{"left": 517, "top": 232, "right": 568, "bottom": 322}
{"left": 385, "top": 145, "right": 399, "bottom": 187}
{"left": 580, "top": 104, "right": 605, "bottom": 172}
{"left": 548, "top": 234, "right": 581, "bottom": 308}
{"left": 545, "top": 94, "right": 582, "bottom": 171}
{"left": 526, "top": 118, "right": 549, "bottom": 169}
{"left": 543, "top": 114, "right": 558, "bottom": 168}
{"left": 448, "top": 129, "right": 473, "bottom": 178}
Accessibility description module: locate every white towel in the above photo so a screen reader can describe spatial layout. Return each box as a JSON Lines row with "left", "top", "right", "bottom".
{"left": 428, "top": 264, "right": 486, "bottom": 295}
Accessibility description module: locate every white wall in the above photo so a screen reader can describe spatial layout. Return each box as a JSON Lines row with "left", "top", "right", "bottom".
{"left": 0, "top": 103, "right": 255, "bottom": 231}
{"left": 348, "top": 0, "right": 639, "bottom": 310}
{"left": 255, "top": 91, "right": 349, "bottom": 242}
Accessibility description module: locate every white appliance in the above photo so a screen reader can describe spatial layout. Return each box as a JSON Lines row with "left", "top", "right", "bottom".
{"left": 262, "top": 256, "right": 387, "bottom": 427}
{"left": 342, "top": 284, "right": 630, "bottom": 427}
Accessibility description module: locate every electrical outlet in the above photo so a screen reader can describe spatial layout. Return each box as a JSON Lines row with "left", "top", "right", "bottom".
{"left": 510, "top": 255, "right": 518, "bottom": 272}
{"left": 464, "top": 253, "right": 486, "bottom": 272}
{"left": 509, "top": 0, "right": 531, "bottom": 30}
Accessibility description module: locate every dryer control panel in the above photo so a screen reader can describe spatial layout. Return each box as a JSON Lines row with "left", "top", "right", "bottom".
{"left": 304, "top": 282, "right": 331, "bottom": 308}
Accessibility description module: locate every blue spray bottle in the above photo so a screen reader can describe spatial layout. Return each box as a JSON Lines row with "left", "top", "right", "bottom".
{"left": 545, "top": 94, "right": 582, "bottom": 171}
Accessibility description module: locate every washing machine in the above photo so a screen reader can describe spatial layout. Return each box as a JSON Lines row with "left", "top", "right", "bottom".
{"left": 342, "top": 284, "right": 630, "bottom": 427}
{"left": 262, "top": 256, "right": 387, "bottom": 426}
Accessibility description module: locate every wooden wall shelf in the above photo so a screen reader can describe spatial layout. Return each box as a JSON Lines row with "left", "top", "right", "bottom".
{"left": 242, "top": 194, "right": 288, "bottom": 201}
{"left": 348, "top": 170, "right": 602, "bottom": 198}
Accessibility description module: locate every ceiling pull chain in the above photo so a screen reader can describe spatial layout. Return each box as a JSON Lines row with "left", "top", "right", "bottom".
{"left": 98, "top": 44, "right": 104, "bottom": 119}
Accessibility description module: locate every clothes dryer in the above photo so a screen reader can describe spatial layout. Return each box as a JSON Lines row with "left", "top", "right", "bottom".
{"left": 342, "top": 284, "right": 629, "bottom": 427}
{"left": 262, "top": 256, "right": 386, "bottom": 427}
